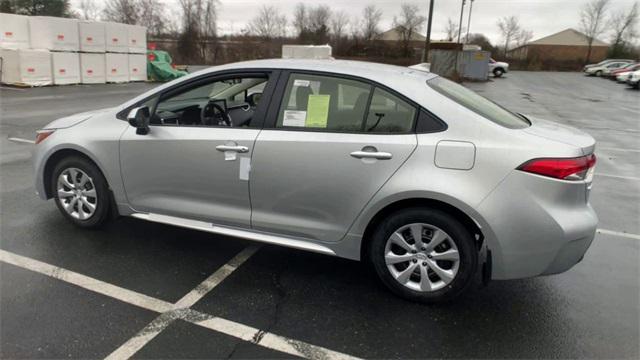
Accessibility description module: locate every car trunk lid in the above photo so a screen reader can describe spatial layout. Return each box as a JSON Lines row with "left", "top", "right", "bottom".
{"left": 522, "top": 116, "right": 596, "bottom": 155}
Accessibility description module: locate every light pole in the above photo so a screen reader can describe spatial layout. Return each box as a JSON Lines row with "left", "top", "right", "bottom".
{"left": 421, "top": 0, "right": 435, "bottom": 63}
{"left": 465, "top": 0, "right": 475, "bottom": 44}
{"left": 456, "top": 0, "right": 466, "bottom": 44}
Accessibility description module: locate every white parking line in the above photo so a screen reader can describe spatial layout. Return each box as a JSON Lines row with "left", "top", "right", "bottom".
{"left": 185, "top": 308, "right": 359, "bottom": 359}
{"left": 595, "top": 173, "right": 640, "bottom": 181}
{"left": 105, "top": 245, "right": 261, "bottom": 359}
{"left": 0, "top": 247, "right": 359, "bottom": 359}
{"left": 7, "top": 137, "right": 35, "bottom": 144}
{"left": 0, "top": 249, "right": 173, "bottom": 313}
{"left": 173, "top": 245, "right": 260, "bottom": 309}
{"left": 597, "top": 229, "right": 640, "bottom": 241}
{"left": 104, "top": 312, "right": 177, "bottom": 360}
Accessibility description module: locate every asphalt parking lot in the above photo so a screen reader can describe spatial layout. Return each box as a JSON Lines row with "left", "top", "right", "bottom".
{"left": 1, "top": 71, "right": 638, "bottom": 359}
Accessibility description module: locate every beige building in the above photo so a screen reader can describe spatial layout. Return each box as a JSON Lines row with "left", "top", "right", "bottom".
{"left": 379, "top": 26, "right": 427, "bottom": 42}
{"left": 508, "top": 28, "right": 608, "bottom": 63}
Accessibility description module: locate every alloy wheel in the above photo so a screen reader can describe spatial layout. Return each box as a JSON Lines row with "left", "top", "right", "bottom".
{"left": 384, "top": 223, "right": 460, "bottom": 292}
{"left": 56, "top": 168, "right": 98, "bottom": 220}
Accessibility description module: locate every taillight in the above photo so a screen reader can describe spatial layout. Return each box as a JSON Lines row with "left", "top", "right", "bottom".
{"left": 518, "top": 154, "right": 596, "bottom": 181}
{"left": 35, "top": 130, "right": 54, "bottom": 144}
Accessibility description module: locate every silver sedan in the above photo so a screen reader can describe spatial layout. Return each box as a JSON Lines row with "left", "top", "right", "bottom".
{"left": 33, "top": 59, "right": 598, "bottom": 302}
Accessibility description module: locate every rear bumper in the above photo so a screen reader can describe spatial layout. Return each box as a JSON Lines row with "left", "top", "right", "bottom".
{"left": 477, "top": 171, "right": 598, "bottom": 280}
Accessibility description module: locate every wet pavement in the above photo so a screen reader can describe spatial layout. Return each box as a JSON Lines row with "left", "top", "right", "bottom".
{"left": 1, "top": 72, "right": 638, "bottom": 359}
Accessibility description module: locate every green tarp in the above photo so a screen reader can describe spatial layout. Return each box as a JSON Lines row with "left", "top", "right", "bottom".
{"left": 147, "top": 50, "right": 187, "bottom": 82}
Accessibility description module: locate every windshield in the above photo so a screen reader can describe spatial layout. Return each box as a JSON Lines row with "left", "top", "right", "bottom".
{"left": 427, "top": 77, "right": 530, "bottom": 129}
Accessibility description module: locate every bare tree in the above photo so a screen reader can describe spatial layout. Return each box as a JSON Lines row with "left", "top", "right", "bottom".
{"left": 137, "top": 0, "right": 167, "bottom": 36}
{"left": 580, "top": 0, "right": 610, "bottom": 63}
{"left": 201, "top": 0, "right": 218, "bottom": 40}
{"left": 444, "top": 17, "right": 464, "bottom": 41}
{"left": 497, "top": 16, "right": 522, "bottom": 57}
{"left": 330, "top": 10, "right": 349, "bottom": 40}
{"left": 78, "top": 0, "right": 100, "bottom": 20}
{"left": 248, "top": 5, "right": 287, "bottom": 39}
{"left": 608, "top": 2, "right": 639, "bottom": 56}
{"left": 349, "top": 16, "right": 363, "bottom": 41}
{"left": 177, "top": 0, "right": 219, "bottom": 63}
{"left": 362, "top": 4, "right": 383, "bottom": 41}
{"left": 515, "top": 28, "right": 533, "bottom": 48}
{"left": 308, "top": 5, "right": 331, "bottom": 43}
{"left": 102, "top": 0, "right": 138, "bottom": 24}
{"left": 293, "top": 3, "right": 308, "bottom": 38}
{"left": 393, "top": 3, "right": 426, "bottom": 56}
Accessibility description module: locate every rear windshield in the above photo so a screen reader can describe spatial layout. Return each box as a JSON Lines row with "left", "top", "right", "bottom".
{"left": 427, "top": 77, "right": 530, "bottom": 129}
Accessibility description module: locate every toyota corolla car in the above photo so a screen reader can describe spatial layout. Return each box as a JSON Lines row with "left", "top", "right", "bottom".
{"left": 33, "top": 59, "right": 598, "bottom": 302}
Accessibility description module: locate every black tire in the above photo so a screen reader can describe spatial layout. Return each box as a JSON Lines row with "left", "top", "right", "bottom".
{"left": 493, "top": 68, "right": 504, "bottom": 78}
{"left": 595, "top": 70, "right": 603, "bottom": 77}
{"left": 369, "top": 207, "right": 478, "bottom": 303}
{"left": 51, "top": 156, "right": 111, "bottom": 228}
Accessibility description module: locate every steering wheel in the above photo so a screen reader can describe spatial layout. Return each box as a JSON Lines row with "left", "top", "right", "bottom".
{"left": 201, "top": 100, "right": 232, "bottom": 126}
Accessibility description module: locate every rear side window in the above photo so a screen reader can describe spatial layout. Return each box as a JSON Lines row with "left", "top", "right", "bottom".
{"left": 275, "top": 73, "right": 417, "bottom": 133}
{"left": 365, "top": 88, "right": 416, "bottom": 133}
{"left": 276, "top": 74, "right": 372, "bottom": 132}
{"left": 427, "top": 77, "right": 530, "bottom": 129}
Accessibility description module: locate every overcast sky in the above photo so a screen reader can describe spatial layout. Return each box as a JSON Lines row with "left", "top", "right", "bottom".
{"left": 74, "top": 0, "right": 637, "bottom": 44}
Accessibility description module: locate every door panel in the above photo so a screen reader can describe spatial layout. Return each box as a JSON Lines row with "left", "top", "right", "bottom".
{"left": 250, "top": 131, "right": 417, "bottom": 242}
{"left": 120, "top": 126, "right": 258, "bottom": 227}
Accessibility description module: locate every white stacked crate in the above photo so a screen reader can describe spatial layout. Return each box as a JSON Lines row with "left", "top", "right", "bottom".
{"left": 78, "top": 21, "right": 106, "bottom": 53}
{"left": 0, "top": 13, "right": 30, "bottom": 49}
{"left": 105, "top": 22, "right": 129, "bottom": 53}
{"left": 1, "top": 14, "right": 147, "bottom": 86}
{"left": 127, "top": 25, "right": 147, "bottom": 53}
{"left": 26, "top": 16, "right": 81, "bottom": 85}
{"left": 28, "top": 16, "right": 79, "bottom": 51}
{"left": 106, "top": 53, "right": 128, "bottom": 83}
{"left": 128, "top": 54, "right": 147, "bottom": 81}
{"left": 0, "top": 49, "right": 52, "bottom": 86}
{"left": 51, "top": 52, "right": 80, "bottom": 85}
{"left": 80, "top": 53, "right": 106, "bottom": 84}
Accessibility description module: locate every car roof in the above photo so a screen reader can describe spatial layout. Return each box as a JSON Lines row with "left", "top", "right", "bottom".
{"left": 121, "top": 59, "right": 442, "bottom": 116}
{"left": 195, "top": 58, "right": 439, "bottom": 87}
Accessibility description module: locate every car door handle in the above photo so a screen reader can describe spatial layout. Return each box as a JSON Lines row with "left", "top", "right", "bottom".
{"left": 216, "top": 145, "right": 249, "bottom": 153}
{"left": 350, "top": 150, "right": 393, "bottom": 160}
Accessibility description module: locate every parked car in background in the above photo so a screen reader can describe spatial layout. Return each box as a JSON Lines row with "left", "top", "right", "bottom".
{"left": 608, "top": 63, "right": 640, "bottom": 80}
{"left": 32, "top": 59, "right": 598, "bottom": 303}
{"left": 616, "top": 71, "right": 634, "bottom": 83}
{"left": 628, "top": 70, "right": 640, "bottom": 89}
{"left": 584, "top": 61, "right": 632, "bottom": 76}
{"left": 488, "top": 58, "right": 509, "bottom": 77}
{"left": 583, "top": 59, "right": 634, "bottom": 72}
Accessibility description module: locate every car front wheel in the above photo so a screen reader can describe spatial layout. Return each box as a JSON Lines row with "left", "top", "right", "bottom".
{"left": 369, "top": 208, "right": 478, "bottom": 303}
{"left": 51, "top": 156, "right": 111, "bottom": 228}
{"left": 493, "top": 68, "right": 504, "bottom": 77}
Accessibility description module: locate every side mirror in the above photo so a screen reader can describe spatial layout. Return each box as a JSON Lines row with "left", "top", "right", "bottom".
{"left": 246, "top": 92, "right": 262, "bottom": 107}
{"left": 127, "top": 106, "right": 150, "bottom": 135}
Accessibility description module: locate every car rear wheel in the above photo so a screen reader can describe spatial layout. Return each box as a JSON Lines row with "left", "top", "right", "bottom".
{"left": 51, "top": 156, "right": 111, "bottom": 228}
{"left": 369, "top": 208, "right": 477, "bottom": 303}
{"left": 493, "top": 68, "right": 504, "bottom": 77}
{"left": 595, "top": 70, "right": 603, "bottom": 77}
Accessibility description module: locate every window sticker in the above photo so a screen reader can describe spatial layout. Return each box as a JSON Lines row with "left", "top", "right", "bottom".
{"left": 293, "top": 79, "right": 310, "bottom": 87}
{"left": 283, "top": 110, "right": 307, "bottom": 127}
{"left": 306, "top": 95, "right": 330, "bottom": 128}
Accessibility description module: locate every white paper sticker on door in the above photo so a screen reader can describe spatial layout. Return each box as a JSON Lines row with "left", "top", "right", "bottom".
{"left": 282, "top": 110, "right": 307, "bottom": 127}
{"left": 239, "top": 157, "right": 251, "bottom": 181}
